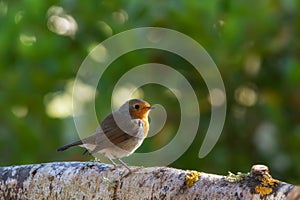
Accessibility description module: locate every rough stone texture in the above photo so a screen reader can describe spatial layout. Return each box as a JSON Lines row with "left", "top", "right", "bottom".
{"left": 0, "top": 162, "right": 298, "bottom": 199}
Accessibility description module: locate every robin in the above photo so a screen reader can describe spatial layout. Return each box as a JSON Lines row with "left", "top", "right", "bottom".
{"left": 57, "top": 99, "right": 154, "bottom": 172}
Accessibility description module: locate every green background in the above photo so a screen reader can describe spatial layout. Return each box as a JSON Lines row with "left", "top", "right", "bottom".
{"left": 1, "top": 0, "right": 300, "bottom": 183}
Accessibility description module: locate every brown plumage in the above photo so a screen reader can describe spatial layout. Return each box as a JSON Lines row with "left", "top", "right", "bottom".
{"left": 57, "top": 99, "right": 154, "bottom": 172}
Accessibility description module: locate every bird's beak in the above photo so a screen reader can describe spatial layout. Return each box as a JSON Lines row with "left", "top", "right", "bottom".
{"left": 148, "top": 106, "right": 155, "bottom": 110}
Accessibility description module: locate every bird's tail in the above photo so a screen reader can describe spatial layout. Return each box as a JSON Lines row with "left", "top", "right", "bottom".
{"left": 57, "top": 140, "right": 83, "bottom": 152}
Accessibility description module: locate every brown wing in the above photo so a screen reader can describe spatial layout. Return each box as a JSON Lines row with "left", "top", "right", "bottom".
{"left": 100, "top": 113, "right": 134, "bottom": 145}
{"left": 82, "top": 112, "right": 144, "bottom": 153}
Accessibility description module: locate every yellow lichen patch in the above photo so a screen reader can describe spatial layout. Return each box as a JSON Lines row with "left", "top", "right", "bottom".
{"left": 261, "top": 174, "right": 279, "bottom": 187}
{"left": 255, "top": 174, "right": 279, "bottom": 196}
{"left": 185, "top": 171, "right": 201, "bottom": 188}
{"left": 255, "top": 186, "right": 273, "bottom": 196}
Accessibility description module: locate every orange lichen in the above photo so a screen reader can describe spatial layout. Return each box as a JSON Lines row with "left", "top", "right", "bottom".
{"left": 185, "top": 171, "right": 201, "bottom": 188}
{"left": 255, "top": 174, "right": 279, "bottom": 196}
{"left": 255, "top": 186, "right": 273, "bottom": 196}
{"left": 261, "top": 174, "right": 279, "bottom": 186}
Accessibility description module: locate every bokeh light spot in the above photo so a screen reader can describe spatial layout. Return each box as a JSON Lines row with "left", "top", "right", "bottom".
{"left": 47, "top": 6, "right": 78, "bottom": 38}
{"left": 0, "top": 1, "right": 7, "bottom": 16}
{"left": 19, "top": 33, "right": 36, "bottom": 46}
{"left": 11, "top": 105, "right": 28, "bottom": 118}
{"left": 112, "top": 9, "right": 128, "bottom": 24}
{"left": 89, "top": 44, "right": 108, "bottom": 63}
{"left": 254, "top": 122, "right": 278, "bottom": 155}
{"left": 97, "top": 21, "right": 113, "bottom": 36}
{"left": 14, "top": 11, "right": 24, "bottom": 24}
{"left": 235, "top": 85, "right": 258, "bottom": 107}
{"left": 44, "top": 92, "right": 73, "bottom": 118}
{"left": 244, "top": 53, "right": 261, "bottom": 76}
{"left": 208, "top": 88, "right": 226, "bottom": 106}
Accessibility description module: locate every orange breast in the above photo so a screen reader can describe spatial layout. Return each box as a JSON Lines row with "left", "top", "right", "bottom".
{"left": 130, "top": 108, "right": 150, "bottom": 138}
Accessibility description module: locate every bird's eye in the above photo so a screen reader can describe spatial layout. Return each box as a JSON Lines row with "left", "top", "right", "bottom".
{"left": 134, "top": 104, "right": 140, "bottom": 109}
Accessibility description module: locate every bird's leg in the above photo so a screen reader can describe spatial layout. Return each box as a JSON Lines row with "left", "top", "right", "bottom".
{"left": 116, "top": 159, "right": 133, "bottom": 179}
{"left": 117, "top": 158, "right": 132, "bottom": 173}
{"left": 109, "top": 158, "right": 118, "bottom": 167}
{"left": 108, "top": 158, "right": 131, "bottom": 178}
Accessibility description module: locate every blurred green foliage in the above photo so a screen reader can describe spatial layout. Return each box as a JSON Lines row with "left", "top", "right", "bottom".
{"left": 0, "top": 0, "right": 300, "bottom": 183}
